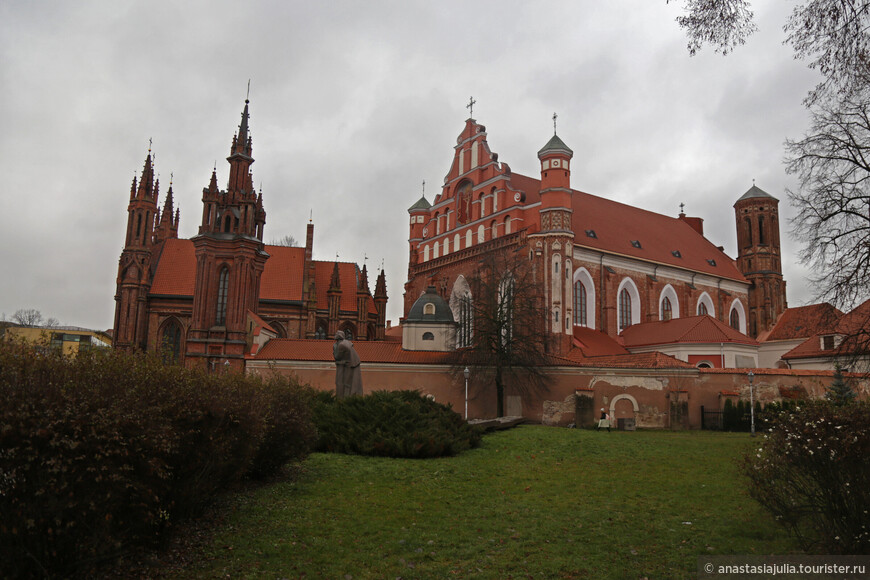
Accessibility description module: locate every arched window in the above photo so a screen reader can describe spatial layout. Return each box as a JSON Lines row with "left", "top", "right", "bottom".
{"left": 477, "top": 225, "right": 485, "bottom": 244}
{"left": 698, "top": 302, "right": 708, "bottom": 316}
{"left": 697, "top": 292, "right": 714, "bottom": 317}
{"left": 450, "top": 276, "right": 473, "bottom": 348}
{"left": 659, "top": 284, "right": 680, "bottom": 321}
{"left": 434, "top": 211, "right": 441, "bottom": 235}
{"left": 730, "top": 308, "right": 740, "bottom": 330}
{"left": 466, "top": 230, "right": 473, "bottom": 248}
{"left": 619, "top": 289, "right": 632, "bottom": 331}
{"left": 423, "top": 245, "right": 430, "bottom": 261}
{"left": 433, "top": 242, "right": 439, "bottom": 259}
{"left": 423, "top": 303, "right": 436, "bottom": 316}
{"left": 160, "top": 319, "right": 182, "bottom": 363}
{"left": 662, "top": 297, "right": 673, "bottom": 321}
{"left": 617, "top": 278, "right": 641, "bottom": 332}
{"left": 498, "top": 275, "right": 515, "bottom": 347}
{"left": 729, "top": 299, "right": 746, "bottom": 334}
{"left": 215, "top": 267, "right": 229, "bottom": 326}
{"left": 504, "top": 216, "right": 511, "bottom": 235}
{"left": 573, "top": 268, "right": 595, "bottom": 328}
{"left": 744, "top": 217, "right": 752, "bottom": 247}
{"left": 574, "top": 280, "right": 587, "bottom": 326}
{"left": 224, "top": 214, "right": 232, "bottom": 233}
{"left": 443, "top": 238, "right": 450, "bottom": 255}
{"left": 341, "top": 324, "right": 355, "bottom": 341}
{"left": 315, "top": 321, "right": 327, "bottom": 339}
{"left": 758, "top": 215, "right": 766, "bottom": 244}
{"left": 490, "top": 220, "right": 497, "bottom": 239}
{"left": 422, "top": 332, "right": 435, "bottom": 341}
{"left": 454, "top": 233, "right": 461, "bottom": 251}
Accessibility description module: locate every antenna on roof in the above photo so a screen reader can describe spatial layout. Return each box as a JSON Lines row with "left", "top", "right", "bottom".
{"left": 553, "top": 112, "right": 558, "bottom": 135}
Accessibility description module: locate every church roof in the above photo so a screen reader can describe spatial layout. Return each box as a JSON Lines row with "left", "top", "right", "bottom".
{"left": 537, "top": 133, "right": 573, "bottom": 157}
{"left": 759, "top": 303, "right": 843, "bottom": 342}
{"left": 572, "top": 326, "right": 629, "bottom": 356}
{"left": 408, "top": 195, "right": 431, "bottom": 211}
{"left": 406, "top": 286, "right": 454, "bottom": 323}
{"left": 506, "top": 173, "right": 747, "bottom": 283}
{"left": 781, "top": 299, "right": 870, "bottom": 360}
{"left": 735, "top": 185, "right": 777, "bottom": 203}
{"left": 620, "top": 315, "right": 757, "bottom": 347}
{"left": 149, "top": 239, "right": 377, "bottom": 315}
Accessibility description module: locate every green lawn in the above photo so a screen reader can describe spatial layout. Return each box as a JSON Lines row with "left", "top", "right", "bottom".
{"left": 177, "top": 426, "right": 797, "bottom": 579}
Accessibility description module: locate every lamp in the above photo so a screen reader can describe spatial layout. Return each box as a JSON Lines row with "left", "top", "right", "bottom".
{"left": 464, "top": 367, "right": 470, "bottom": 420}
{"left": 748, "top": 370, "right": 755, "bottom": 437}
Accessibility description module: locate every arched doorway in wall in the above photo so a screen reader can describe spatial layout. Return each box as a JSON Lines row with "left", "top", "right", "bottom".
{"left": 609, "top": 393, "right": 639, "bottom": 428}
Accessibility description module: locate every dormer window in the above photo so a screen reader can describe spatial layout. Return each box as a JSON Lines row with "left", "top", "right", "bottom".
{"left": 821, "top": 335, "right": 840, "bottom": 350}
{"left": 423, "top": 303, "right": 436, "bottom": 316}
{"left": 672, "top": 250, "right": 682, "bottom": 258}
{"left": 585, "top": 230, "right": 597, "bottom": 239}
{"left": 631, "top": 240, "right": 642, "bottom": 249}
{"left": 707, "top": 259, "right": 717, "bottom": 266}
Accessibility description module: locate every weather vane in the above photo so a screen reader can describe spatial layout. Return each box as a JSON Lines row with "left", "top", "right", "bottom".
{"left": 467, "top": 96, "right": 476, "bottom": 118}
{"left": 680, "top": 202, "right": 685, "bottom": 214}
{"left": 553, "top": 112, "right": 558, "bottom": 135}
{"left": 422, "top": 179, "right": 425, "bottom": 196}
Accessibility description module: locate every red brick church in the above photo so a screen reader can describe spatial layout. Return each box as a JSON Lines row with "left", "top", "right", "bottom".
{"left": 403, "top": 114, "right": 788, "bottom": 355}
{"left": 112, "top": 99, "right": 387, "bottom": 370}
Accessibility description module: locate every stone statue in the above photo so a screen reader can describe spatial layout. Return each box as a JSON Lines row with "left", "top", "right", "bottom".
{"left": 333, "top": 330, "right": 363, "bottom": 398}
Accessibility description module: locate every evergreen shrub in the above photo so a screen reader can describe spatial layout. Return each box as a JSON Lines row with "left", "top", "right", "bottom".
{"left": 309, "top": 390, "right": 481, "bottom": 458}
{"left": 0, "top": 342, "right": 315, "bottom": 578}
{"left": 741, "top": 400, "right": 870, "bottom": 554}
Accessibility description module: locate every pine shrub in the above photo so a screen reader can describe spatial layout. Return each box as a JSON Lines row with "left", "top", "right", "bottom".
{"left": 0, "top": 342, "right": 315, "bottom": 578}
{"left": 741, "top": 400, "right": 870, "bottom": 554}
{"left": 310, "top": 390, "right": 481, "bottom": 458}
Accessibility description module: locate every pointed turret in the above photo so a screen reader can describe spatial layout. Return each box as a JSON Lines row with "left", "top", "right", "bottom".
{"left": 373, "top": 268, "right": 388, "bottom": 340}
{"left": 327, "top": 261, "right": 342, "bottom": 336}
{"left": 154, "top": 181, "right": 180, "bottom": 244}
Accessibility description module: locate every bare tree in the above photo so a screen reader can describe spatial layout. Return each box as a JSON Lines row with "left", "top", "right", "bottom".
{"left": 449, "top": 248, "right": 552, "bottom": 417}
{"left": 786, "top": 90, "right": 870, "bottom": 311}
{"left": 270, "top": 234, "right": 299, "bottom": 247}
{"left": 12, "top": 309, "right": 44, "bottom": 327}
{"left": 669, "top": 0, "right": 870, "bottom": 101}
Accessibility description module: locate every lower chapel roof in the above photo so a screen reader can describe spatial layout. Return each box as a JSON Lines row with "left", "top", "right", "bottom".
{"left": 149, "top": 239, "right": 378, "bottom": 315}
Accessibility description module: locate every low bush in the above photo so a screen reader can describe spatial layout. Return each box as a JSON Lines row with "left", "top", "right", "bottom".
{"left": 0, "top": 342, "right": 315, "bottom": 578}
{"left": 310, "top": 390, "right": 481, "bottom": 458}
{"left": 741, "top": 400, "right": 870, "bottom": 554}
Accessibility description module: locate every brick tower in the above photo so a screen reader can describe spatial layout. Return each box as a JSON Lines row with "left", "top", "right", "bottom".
{"left": 113, "top": 149, "right": 160, "bottom": 352}
{"left": 529, "top": 123, "right": 575, "bottom": 354}
{"left": 734, "top": 184, "right": 787, "bottom": 338}
{"left": 185, "top": 98, "right": 268, "bottom": 371}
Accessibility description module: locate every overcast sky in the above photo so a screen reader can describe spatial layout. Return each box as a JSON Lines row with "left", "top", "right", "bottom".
{"left": 0, "top": 1, "right": 822, "bottom": 330}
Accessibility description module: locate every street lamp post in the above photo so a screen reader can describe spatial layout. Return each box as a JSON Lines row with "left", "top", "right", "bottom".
{"left": 748, "top": 370, "right": 755, "bottom": 437}
{"left": 464, "top": 367, "right": 470, "bottom": 420}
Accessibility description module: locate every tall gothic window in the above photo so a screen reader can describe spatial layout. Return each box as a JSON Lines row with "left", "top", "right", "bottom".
{"left": 161, "top": 320, "right": 182, "bottom": 362}
{"left": 758, "top": 215, "right": 766, "bottom": 245}
{"left": 744, "top": 217, "right": 752, "bottom": 247}
{"left": 698, "top": 302, "right": 708, "bottom": 316}
{"left": 730, "top": 308, "right": 740, "bottom": 331}
{"left": 618, "top": 288, "right": 632, "bottom": 331}
{"left": 457, "top": 294, "right": 473, "bottom": 348}
{"left": 215, "top": 267, "right": 229, "bottom": 326}
{"left": 573, "top": 281, "right": 587, "bottom": 326}
{"left": 662, "top": 297, "right": 673, "bottom": 321}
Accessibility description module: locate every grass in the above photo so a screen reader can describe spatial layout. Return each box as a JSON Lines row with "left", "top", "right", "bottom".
{"left": 175, "top": 426, "right": 797, "bottom": 579}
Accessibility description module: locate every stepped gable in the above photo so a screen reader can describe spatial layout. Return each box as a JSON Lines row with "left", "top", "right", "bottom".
{"left": 506, "top": 172, "right": 745, "bottom": 282}
{"left": 760, "top": 303, "right": 843, "bottom": 342}
{"left": 620, "top": 315, "right": 758, "bottom": 347}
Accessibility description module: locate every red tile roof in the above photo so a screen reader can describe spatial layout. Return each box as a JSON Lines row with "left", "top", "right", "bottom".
{"left": 782, "top": 299, "right": 870, "bottom": 360}
{"left": 759, "top": 303, "right": 843, "bottom": 342}
{"left": 553, "top": 349, "right": 695, "bottom": 369}
{"left": 572, "top": 326, "right": 629, "bottom": 356}
{"left": 150, "top": 239, "right": 196, "bottom": 295}
{"left": 507, "top": 172, "right": 747, "bottom": 282}
{"left": 149, "top": 240, "right": 377, "bottom": 315}
{"left": 254, "top": 338, "right": 454, "bottom": 364}
{"left": 620, "top": 315, "right": 757, "bottom": 347}
{"left": 247, "top": 310, "right": 277, "bottom": 334}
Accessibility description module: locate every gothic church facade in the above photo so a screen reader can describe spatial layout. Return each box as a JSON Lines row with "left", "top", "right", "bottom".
{"left": 113, "top": 100, "right": 387, "bottom": 370}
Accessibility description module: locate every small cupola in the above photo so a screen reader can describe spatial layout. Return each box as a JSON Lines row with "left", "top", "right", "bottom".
{"left": 402, "top": 286, "right": 457, "bottom": 351}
